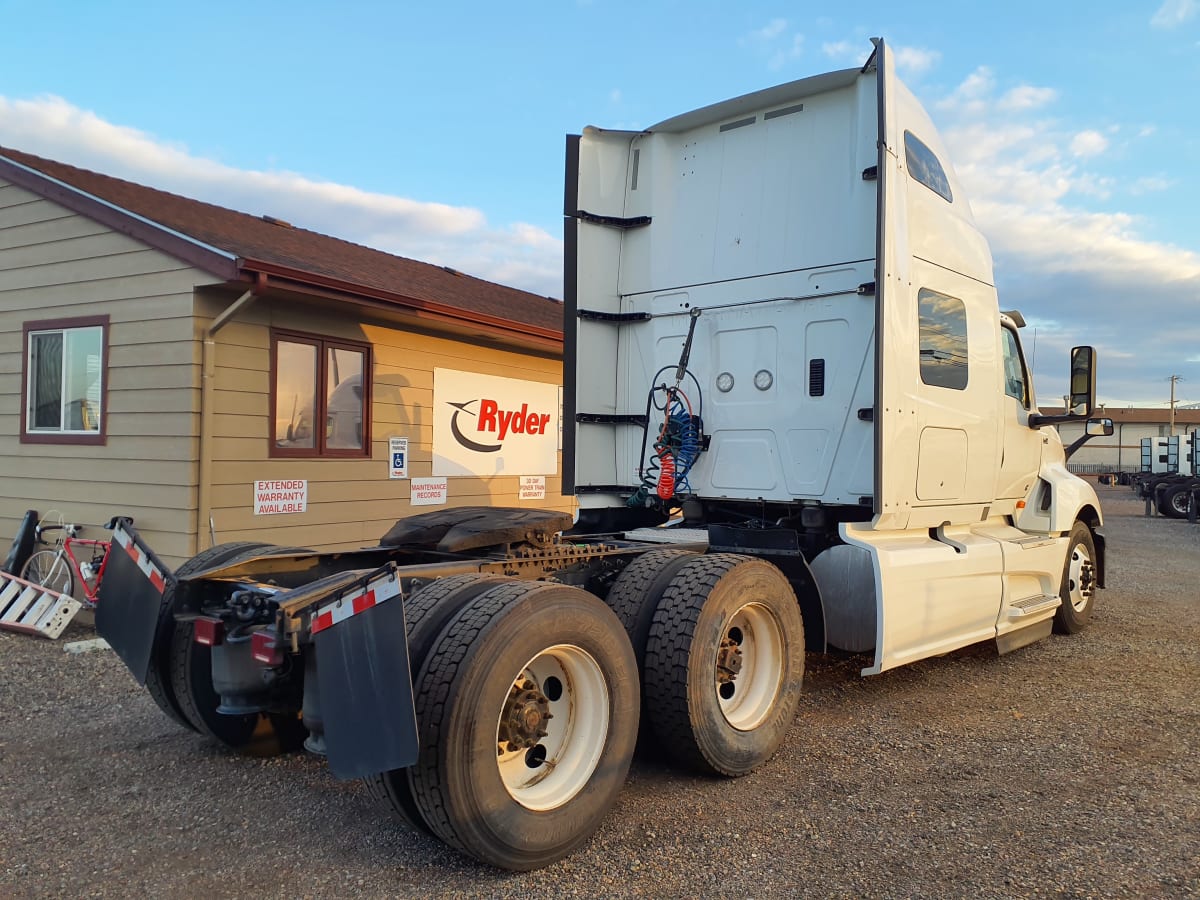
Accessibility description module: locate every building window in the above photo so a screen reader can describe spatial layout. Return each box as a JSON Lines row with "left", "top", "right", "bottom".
{"left": 904, "top": 131, "right": 953, "bottom": 203}
{"left": 271, "top": 330, "right": 371, "bottom": 457}
{"left": 918, "top": 289, "right": 968, "bottom": 390}
{"left": 22, "top": 315, "right": 108, "bottom": 445}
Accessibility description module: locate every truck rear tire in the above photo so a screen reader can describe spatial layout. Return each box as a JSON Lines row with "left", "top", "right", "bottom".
{"left": 643, "top": 554, "right": 804, "bottom": 777}
{"left": 606, "top": 548, "right": 701, "bottom": 669}
{"left": 363, "top": 573, "right": 506, "bottom": 834}
{"left": 1159, "top": 485, "right": 1191, "bottom": 519}
{"left": 168, "top": 544, "right": 311, "bottom": 755}
{"left": 145, "top": 541, "right": 271, "bottom": 732}
{"left": 1053, "top": 522, "right": 1097, "bottom": 634}
{"left": 407, "top": 581, "right": 638, "bottom": 870}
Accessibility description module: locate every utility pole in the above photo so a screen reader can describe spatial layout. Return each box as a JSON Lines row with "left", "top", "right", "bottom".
{"left": 1168, "top": 374, "right": 1183, "bottom": 435}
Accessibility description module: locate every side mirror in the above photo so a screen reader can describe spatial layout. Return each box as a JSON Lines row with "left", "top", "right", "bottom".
{"left": 1068, "top": 346, "right": 1096, "bottom": 417}
{"left": 1029, "top": 345, "right": 1099, "bottom": 428}
{"left": 1064, "top": 416, "right": 1115, "bottom": 460}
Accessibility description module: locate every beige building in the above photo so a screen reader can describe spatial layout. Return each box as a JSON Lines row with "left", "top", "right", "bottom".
{"left": 1056, "top": 407, "right": 1200, "bottom": 473}
{"left": 0, "top": 147, "right": 567, "bottom": 567}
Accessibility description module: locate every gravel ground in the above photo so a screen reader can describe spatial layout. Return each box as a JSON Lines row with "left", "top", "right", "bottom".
{"left": 1, "top": 485, "right": 1197, "bottom": 898}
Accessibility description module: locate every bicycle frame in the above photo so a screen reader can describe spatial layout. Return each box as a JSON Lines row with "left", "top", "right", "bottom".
{"left": 63, "top": 536, "right": 112, "bottom": 605}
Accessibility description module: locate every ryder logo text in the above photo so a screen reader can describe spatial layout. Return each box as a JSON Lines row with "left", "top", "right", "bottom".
{"left": 448, "top": 399, "right": 554, "bottom": 453}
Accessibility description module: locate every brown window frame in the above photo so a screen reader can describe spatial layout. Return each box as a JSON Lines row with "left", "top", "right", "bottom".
{"left": 269, "top": 328, "right": 372, "bottom": 459}
{"left": 20, "top": 314, "right": 110, "bottom": 446}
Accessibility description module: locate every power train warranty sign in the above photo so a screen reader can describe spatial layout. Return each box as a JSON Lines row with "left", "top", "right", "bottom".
{"left": 433, "top": 369, "right": 559, "bottom": 477}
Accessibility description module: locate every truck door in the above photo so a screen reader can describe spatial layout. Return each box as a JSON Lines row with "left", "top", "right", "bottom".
{"left": 995, "top": 324, "right": 1042, "bottom": 500}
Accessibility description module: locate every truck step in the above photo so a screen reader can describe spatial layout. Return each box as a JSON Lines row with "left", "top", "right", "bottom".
{"left": 1006, "top": 593, "right": 1060, "bottom": 618}
{"left": 0, "top": 570, "right": 82, "bottom": 639}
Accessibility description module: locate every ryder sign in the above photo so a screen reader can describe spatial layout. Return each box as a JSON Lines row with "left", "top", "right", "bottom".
{"left": 433, "top": 369, "right": 559, "bottom": 477}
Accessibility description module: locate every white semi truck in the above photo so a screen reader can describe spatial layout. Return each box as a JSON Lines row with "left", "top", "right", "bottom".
{"left": 97, "top": 40, "right": 1113, "bottom": 870}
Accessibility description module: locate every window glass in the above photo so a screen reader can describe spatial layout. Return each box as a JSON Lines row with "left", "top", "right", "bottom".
{"left": 918, "top": 289, "right": 968, "bottom": 390}
{"left": 31, "top": 332, "right": 64, "bottom": 429}
{"left": 272, "top": 332, "right": 370, "bottom": 457}
{"left": 904, "top": 131, "right": 953, "bottom": 202}
{"left": 1000, "top": 327, "right": 1029, "bottom": 407}
{"left": 28, "top": 325, "right": 103, "bottom": 434}
{"left": 325, "top": 347, "right": 365, "bottom": 450}
{"left": 275, "top": 340, "right": 318, "bottom": 448}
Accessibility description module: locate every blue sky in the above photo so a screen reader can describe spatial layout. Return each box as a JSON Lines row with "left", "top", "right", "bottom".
{"left": 1, "top": 0, "right": 1198, "bottom": 407}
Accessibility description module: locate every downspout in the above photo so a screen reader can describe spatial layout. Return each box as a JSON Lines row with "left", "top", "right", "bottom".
{"left": 197, "top": 285, "right": 259, "bottom": 552}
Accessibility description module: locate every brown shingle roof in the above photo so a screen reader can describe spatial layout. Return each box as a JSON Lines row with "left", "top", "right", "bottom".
{"left": 0, "top": 146, "right": 563, "bottom": 342}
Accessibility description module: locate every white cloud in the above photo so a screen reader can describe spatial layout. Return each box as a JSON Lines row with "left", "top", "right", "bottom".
{"left": 892, "top": 46, "right": 941, "bottom": 75}
{"left": 997, "top": 84, "right": 1058, "bottom": 112}
{"left": 822, "top": 40, "right": 938, "bottom": 76}
{"left": 769, "top": 34, "right": 806, "bottom": 71}
{"left": 1069, "top": 130, "right": 1109, "bottom": 157}
{"left": 932, "top": 68, "right": 1200, "bottom": 403}
{"left": 936, "top": 66, "right": 996, "bottom": 116}
{"left": 0, "top": 95, "right": 563, "bottom": 298}
{"left": 753, "top": 18, "right": 788, "bottom": 41}
{"left": 1151, "top": 0, "right": 1198, "bottom": 27}
{"left": 742, "top": 19, "right": 805, "bottom": 71}
{"left": 1130, "top": 175, "right": 1172, "bottom": 194}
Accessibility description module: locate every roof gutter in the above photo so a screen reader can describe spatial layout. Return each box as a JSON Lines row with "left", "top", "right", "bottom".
{"left": 238, "top": 258, "right": 563, "bottom": 348}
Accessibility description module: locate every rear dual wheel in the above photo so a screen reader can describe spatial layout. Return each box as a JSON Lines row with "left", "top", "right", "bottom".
{"left": 163, "top": 543, "right": 310, "bottom": 755}
{"left": 405, "top": 580, "right": 638, "bottom": 870}
{"left": 364, "top": 573, "right": 506, "bottom": 833}
{"left": 642, "top": 554, "right": 805, "bottom": 777}
{"left": 1159, "top": 485, "right": 1193, "bottom": 519}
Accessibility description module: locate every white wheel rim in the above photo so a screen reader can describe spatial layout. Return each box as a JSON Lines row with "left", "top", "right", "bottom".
{"left": 1067, "top": 543, "right": 1094, "bottom": 613}
{"left": 495, "top": 644, "right": 609, "bottom": 811}
{"left": 716, "top": 603, "right": 785, "bottom": 731}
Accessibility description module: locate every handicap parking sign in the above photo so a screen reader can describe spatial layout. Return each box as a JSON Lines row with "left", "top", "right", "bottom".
{"left": 389, "top": 437, "right": 409, "bottom": 479}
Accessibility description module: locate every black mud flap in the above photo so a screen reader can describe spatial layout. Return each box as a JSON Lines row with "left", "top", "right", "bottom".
{"left": 314, "top": 568, "right": 419, "bottom": 779}
{"left": 96, "top": 520, "right": 175, "bottom": 685}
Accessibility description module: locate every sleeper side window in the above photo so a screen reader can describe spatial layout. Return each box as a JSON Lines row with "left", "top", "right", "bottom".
{"left": 918, "top": 289, "right": 968, "bottom": 390}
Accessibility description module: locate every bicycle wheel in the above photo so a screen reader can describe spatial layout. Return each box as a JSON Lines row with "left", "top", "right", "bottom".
{"left": 21, "top": 549, "right": 75, "bottom": 598}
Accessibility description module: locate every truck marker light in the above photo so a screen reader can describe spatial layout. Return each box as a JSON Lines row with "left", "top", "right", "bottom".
{"left": 310, "top": 573, "right": 403, "bottom": 635}
{"left": 251, "top": 631, "right": 284, "bottom": 666}
{"left": 1016, "top": 500, "right": 1027, "bottom": 509}
{"left": 111, "top": 526, "right": 167, "bottom": 595}
{"left": 193, "top": 616, "right": 225, "bottom": 646}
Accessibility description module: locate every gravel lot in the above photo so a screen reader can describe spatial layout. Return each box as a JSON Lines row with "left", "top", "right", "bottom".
{"left": 1, "top": 485, "right": 1197, "bottom": 898}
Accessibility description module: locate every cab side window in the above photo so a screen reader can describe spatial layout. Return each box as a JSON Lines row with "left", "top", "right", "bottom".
{"left": 1000, "top": 327, "right": 1029, "bottom": 408}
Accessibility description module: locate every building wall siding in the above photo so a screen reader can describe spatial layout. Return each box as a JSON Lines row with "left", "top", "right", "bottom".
{"left": 0, "top": 179, "right": 211, "bottom": 563}
{"left": 197, "top": 291, "right": 569, "bottom": 554}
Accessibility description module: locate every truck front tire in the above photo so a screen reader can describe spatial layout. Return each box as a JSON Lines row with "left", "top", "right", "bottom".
{"left": 1053, "top": 522, "right": 1098, "bottom": 634}
{"left": 407, "top": 581, "right": 639, "bottom": 870}
{"left": 643, "top": 554, "right": 805, "bottom": 777}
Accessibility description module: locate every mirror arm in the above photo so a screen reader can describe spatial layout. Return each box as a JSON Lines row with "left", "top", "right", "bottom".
{"left": 1028, "top": 412, "right": 1088, "bottom": 429}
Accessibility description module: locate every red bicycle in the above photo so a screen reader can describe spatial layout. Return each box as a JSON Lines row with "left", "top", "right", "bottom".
{"left": 19, "top": 512, "right": 112, "bottom": 608}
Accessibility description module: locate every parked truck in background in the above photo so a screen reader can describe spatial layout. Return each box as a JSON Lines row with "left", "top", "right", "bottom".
{"left": 97, "top": 40, "right": 1114, "bottom": 871}
{"left": 1133, "top": 432, "right": 1199, "bottom": 517}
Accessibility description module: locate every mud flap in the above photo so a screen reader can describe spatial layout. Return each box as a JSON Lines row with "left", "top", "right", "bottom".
{"left": 313, "top": 570, "right": 419, "bottom": 779}
{"left": 95, "top": 520, "right": 173, "bottom": 685}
